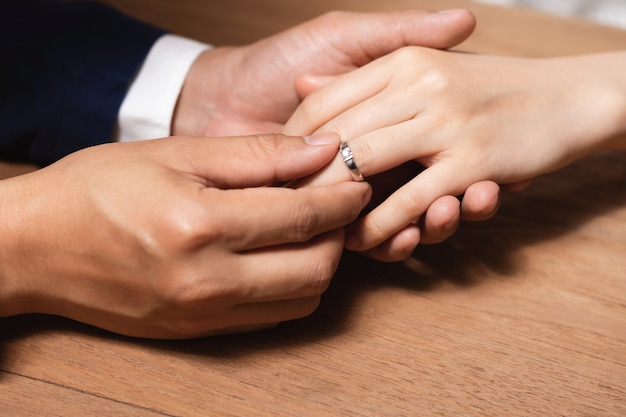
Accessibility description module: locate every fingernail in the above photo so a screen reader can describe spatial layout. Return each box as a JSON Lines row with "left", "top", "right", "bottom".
{"left": 304, "top": 132, "right": 339, "bottom": 145}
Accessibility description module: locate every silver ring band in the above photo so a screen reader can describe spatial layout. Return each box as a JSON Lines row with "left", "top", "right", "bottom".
{"left": 340, "top": 141, "right": 364, "bottom": 181}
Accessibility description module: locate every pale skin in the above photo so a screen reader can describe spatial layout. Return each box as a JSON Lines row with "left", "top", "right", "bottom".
{"left": 284, "top": 47, "right": 626, "bottom": 259}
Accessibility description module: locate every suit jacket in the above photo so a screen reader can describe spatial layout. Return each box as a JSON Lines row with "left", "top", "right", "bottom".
{"left": 0, "top": 0, "right": 165, "bottom": 165}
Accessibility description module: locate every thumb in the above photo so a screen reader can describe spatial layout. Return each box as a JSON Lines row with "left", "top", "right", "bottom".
{"left": 322, "top": 9, "right": 476, "bottom": 64}
{"left": 295, "top": 74, "right": 339, "bottom": 100}
{"left": 159, "top": 133, "right": 342, "bottom": 188}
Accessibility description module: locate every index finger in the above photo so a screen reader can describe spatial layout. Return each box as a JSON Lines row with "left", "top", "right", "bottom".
{"left": 205, "top": 181, "right": 372, "bottom": 251}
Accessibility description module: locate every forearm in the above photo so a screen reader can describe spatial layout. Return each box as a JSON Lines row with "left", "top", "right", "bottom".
{"left": 0, "top": 168, "right": 81, "bottom": 319}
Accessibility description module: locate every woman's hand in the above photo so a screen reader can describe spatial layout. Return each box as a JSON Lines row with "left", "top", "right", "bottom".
{"left": 284, "top": 47, "right": 626, "bottom": 258}
{"left": 0, "top": 134, "right": 371, "bottom": 339}
{"left": 171, "top": 9, "right": 476, "bottom": 137}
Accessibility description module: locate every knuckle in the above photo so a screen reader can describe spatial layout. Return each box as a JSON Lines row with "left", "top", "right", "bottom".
{"left": 362, "top": 216, "right": 389, "bottom": 248}
{"left": 302, "top": 238, "right": 342, "bottom": 296}
{"left": 149, "top": 217, "right": 212, "bottom": 255}
{"left": 321, "top": 119, "right": 350, "bottom": 141}
{"left": 421, "top": 68, "right": 453, "bottom": 96}
{"left": 309, "top": 260, "right": 336, "bottom": 295}
{"left": 287, "top": 202, "right": 322, "bottom": 242}
{"left": 363, "top": 187, "right": 430, "bottom": 249}
{"left": 242, "top": 134, "right": 284, "bottom": 161}
{"left": 143, "top": 203, "right": 220, "bottom": 255}
{"left": 297, "top": 94, "right": 330, "bottom": 129}
{"left": 387, "top": 46, "right": 426, "bottom": 70}
{"left": 390, "top": 47, "right": 453, "bottom": 94}
{"left": 396, "top": 189, "right": 430, "bottom": 220}
{"left": 391, "top": 46, "right": 420, "bottom": 62}
{"left": 163, "top": 217, "right": 200, "bottom": 248}
{"left": 152, "top": 272, "right": 230, "bottom": 337}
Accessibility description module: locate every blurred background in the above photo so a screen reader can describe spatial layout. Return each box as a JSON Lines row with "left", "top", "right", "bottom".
{"left": 474, "top": 0, "right": 626, "bottom": 29}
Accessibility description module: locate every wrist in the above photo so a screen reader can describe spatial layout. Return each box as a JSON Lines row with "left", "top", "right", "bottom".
{"left": 543, "top": 52, "right": 626, "bottom": 160}
{"left": 117, "top": 34, "right": 211, "bottom": 142}
{"left": 171, "top": 46, "right": 242, "bottom": 137}
{"left": 0, "top": 176, "right": 36, "bottom": 317}
{"left": 580, "top": 52, "right": 626, "bottom": 151}
{"left": 600, "top": 87, "right": 626, "bottom": 151}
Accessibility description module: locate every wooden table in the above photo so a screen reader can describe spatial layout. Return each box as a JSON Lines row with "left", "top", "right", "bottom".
{"left": 2, "top": 1, "right": 625, "bottom": 415}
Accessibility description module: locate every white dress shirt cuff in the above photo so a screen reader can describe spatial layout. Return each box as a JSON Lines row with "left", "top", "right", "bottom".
{"left": 116, "top": 34, "right": 211, "bottom": 142}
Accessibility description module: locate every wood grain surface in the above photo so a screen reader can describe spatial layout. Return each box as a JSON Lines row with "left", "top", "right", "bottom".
{"left": 1, "top": 1, "right": 625, "bottom": 416}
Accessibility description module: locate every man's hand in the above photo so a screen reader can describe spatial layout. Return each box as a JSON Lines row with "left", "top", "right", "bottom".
{"left": 0, "top": 133, "right": 371, "bottom": 339}
{"left": 171, "top": 9, "right": 476, "bottom": 137}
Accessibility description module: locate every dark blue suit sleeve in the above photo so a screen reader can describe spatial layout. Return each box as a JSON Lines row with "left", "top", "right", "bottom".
{"left": 0, "top": 0, "right": 166, "bottom": 165}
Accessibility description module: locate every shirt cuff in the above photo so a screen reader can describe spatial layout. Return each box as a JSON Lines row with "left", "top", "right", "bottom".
{"left": 116, "top": 34, "right": 211, "bottom": 142}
